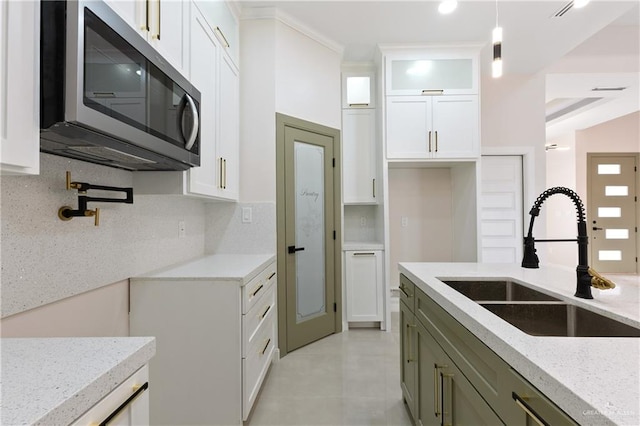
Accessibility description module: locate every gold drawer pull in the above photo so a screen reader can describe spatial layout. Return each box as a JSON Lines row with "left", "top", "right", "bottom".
{"left": 513, "top": 392, "right": 549, "bottom": 426}
{"left": 399, "top": 285, "right": 413, "bottom": 298}
{"left": 260, "top": 305, "right": 271, "bottom": 320}
{"left": 95, "top": 382, "right": 149, "bottom": 426}
{"left": 260, "top": 338, "right": 271, "bottom": 355}
{"left": 251, "top": 283, "right": 264, "bottom": 298}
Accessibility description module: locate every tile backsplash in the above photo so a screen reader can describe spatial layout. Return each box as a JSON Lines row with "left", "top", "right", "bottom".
{"left": 1, "top": 154, "right": 206, "bottom": 318}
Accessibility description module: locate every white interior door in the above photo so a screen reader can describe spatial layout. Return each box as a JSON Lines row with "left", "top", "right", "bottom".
{"left": 480, "top": 155, "right": 524, "bottom": 263}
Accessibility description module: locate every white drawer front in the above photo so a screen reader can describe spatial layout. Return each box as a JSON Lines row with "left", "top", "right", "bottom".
{"left": 242, "top": 314, "right": 276, "bottom": 420}
{"left": 242, "top": 262, "right": 276, "bottom": 314}
{"left": 243, "top": 283, "right": 276, "bottom": 356}
{"left": 72, "top": 365, "right": 149, "bottom": 426}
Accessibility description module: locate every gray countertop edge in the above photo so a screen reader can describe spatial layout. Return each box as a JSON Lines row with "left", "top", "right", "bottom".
{"left": 2, "top": 337, "right": 156, "bottom": 426}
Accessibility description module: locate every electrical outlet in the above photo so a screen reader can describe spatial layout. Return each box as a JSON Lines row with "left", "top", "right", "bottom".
{"left": 360, "top": 216, "right": 366, "bottom": 227}
{"left": 178, "top": 221, "right": 186, "bottom": 238}
{"left": 401, "top": 216, "right": 408, "bottom": 227}
{"left": 242, "top": 207, "right": 252, "bottom": 223}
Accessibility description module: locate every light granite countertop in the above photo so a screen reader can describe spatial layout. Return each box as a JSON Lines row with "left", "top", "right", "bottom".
{"left": 398, "top": 262, "right": 640, "bottom": 426}
{"left": 132, "top": 253, "right": 275, "bottom": 284}
{"left": 1, "top": 337, "right": 155, "bottom": 426}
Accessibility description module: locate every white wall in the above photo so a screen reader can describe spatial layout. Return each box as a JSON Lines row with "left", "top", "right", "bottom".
{"left": 240, "top": 10, "right": 342, "bottom": 204}
{"left": 0, "top": 154, "right": 206, "bottom": 322}
{"left": 545, "top": 133, "right": 578, "bottom": 267}
{"left": 388, "top": 167, "right": 453, "bottom": 288}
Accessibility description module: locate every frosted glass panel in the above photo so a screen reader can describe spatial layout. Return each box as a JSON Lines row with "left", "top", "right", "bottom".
{"left": 598, "top": 207, "right": 622, "bottom": 218}
{"left": 606, "top": 229, "right": 629, "bottom": 239}
{"left": 605, "top": 186, "right": 628, "bottom": 196}
{"left": 346, "top": 76, "right": 370, "bottom": 105}
{"left": 391, "top": 59, "right": 472, "bottom": 91}
{"left": 294, "top": 141, "right": 326, "bottom": 323}
{"left": 598, "top": 164, "right": 621, "bottom": 174}
{"left": 599, "top": 250, "right": 622, "bottom": 261}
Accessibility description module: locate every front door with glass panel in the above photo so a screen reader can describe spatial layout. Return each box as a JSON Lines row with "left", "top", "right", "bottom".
{"left": 588, "top": 154, "right": 638, "bottom": 273}
{"left": 284, "top": 126, "right": 336, "bottom": 352}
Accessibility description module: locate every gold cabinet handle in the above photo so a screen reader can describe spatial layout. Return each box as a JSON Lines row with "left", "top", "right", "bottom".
{"left": 214, "top": 26, "right": 230, "bottom": 48}
{"left": 422, "top": 89, "right": 444, "bottom": 96}
{"left": 260, "top": 304, "right": 271, "bottom": 320}
{"left": 219, "top": 157, "right": 224, "bottom": 189}
{"left": 435, "top": 131, "right": 438, "bottom": 152}
{"left": 223, "top": 158, "right": 227, "bottom": 189}
{"left": 150, "top": 0, "right": 160, "bottom": 39}
{"left": 260, "top": 338, "right": 271, "bottom": 355}
{"left": 433, "top": 364, "right": 448, "bottom": 418}
{"left": 96, "top": 382, "right": 149, "bottom": 426}
{"left": 406, "top": 322, "right": 416, "bottom": 362}
{"left": 513, "top": 393, "right": 549, "bottom": 426}
{"left": 399, "top": 285, "right": 413, "bottom": 298}
{"left": 251, "top": 283, "right": 264, "bottom": 298}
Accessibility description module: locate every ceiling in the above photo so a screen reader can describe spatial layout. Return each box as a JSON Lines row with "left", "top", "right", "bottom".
{"left": 239, "top": 1, "right": 640, "bottom": 140}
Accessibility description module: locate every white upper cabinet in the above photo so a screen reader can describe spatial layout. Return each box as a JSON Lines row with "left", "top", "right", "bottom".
{"left": 383, "top": 47, "right": 480, "bottom": 160}
{"left": 385, "top": 48, "right": 479, "bottom": 96}
{"left": 133, "top": 0, "right": 239, "bottom": 201}
{"left": 343, "top": 109, "right": 378, "bottom": 204}
{"left": 386, "top": 95, "right": 478, "bottom": 159}
{"left": 1, "top": 0, "right": 40, "bottom": 175}
{"left": 104, "top": 0, "right": 187, "bottom": 74}
{"left": 342, "top": 72, "right": 376, "bottom": 108}
{"left": 193, "top": 0, "right": 239, "bottom": 65}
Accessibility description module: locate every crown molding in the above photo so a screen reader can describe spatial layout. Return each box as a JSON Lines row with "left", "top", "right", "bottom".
{"left": 241, "top": 7, "right": 344, "bottom": 55}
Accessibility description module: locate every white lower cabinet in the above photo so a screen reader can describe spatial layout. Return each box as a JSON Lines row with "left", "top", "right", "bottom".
{"left": 130, "top": 257, "right": 276, "bottom": 425}
{"left": 71, "top": 366, "right": 150, "bottom": 426}
{"left": 345, "top": 250, "right": 383, "bottom": 323}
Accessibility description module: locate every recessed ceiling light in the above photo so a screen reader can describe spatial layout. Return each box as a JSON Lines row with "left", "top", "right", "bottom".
{"left": 438, "top": 0, "right": 458, "bottom": 15}
{"left": 573, "top": 0, "right": 590, "bottom": 8}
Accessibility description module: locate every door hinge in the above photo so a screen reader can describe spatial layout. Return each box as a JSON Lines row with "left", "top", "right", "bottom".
{"left": 333, "top": 230, "right": 336, "bottom": 240}
{"left": 333, "top": 302, "right": 337, "bottom": 312}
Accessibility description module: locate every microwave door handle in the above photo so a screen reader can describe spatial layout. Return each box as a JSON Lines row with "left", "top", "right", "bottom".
{"left": 179, "top": 94, "right": 199, "bottom": 150}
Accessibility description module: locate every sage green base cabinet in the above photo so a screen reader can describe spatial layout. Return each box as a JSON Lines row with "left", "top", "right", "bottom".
{"left": 400, "top": 274, "right": 578, "bottom": 426}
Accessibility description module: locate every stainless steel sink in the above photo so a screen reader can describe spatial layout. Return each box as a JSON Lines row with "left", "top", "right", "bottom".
{"left": 479, "top": 302, "right": 640, "bottom": 337}
{"left": 441, "top": 280, "right": 560, "bottom": 302}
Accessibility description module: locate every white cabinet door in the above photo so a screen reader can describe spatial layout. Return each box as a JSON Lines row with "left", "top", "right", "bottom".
{"left": 1, "top": 0, "right": 40, "bottom": 175}
{"left": 187, "top": 5, "right": 220, "bottom": 197}
{"left": 386, "top": 97, "right": 431, "bottom": 159}
{"left": 105, "top": 0, "right": 187, "bottom": 74}
{"left": 432, "top": 95, "right": 478, "bottom": 158}
{"left": 343, "top": 109, "right": 377, "bottom": 204}
{"left": 385, "top": 49, "right": 479, "bottom": 96}
{"left": 216, "top": 51, "right": 240, "bottom": 201}
{"left": 386, "top": 95, "right": 478, "bottom": 159}
{"left": 71, "top": 366, "right": 149, "bottom": 426}
{"left": 345, "top": 250, "right": 383, "bottom": 322}
{"left": 194, "top": 0, "right": 239, "bottom": 65}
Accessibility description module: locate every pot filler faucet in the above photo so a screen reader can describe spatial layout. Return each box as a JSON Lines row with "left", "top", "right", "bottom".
{"left": 521, "top": 186, "right": 615, "bottom": 299}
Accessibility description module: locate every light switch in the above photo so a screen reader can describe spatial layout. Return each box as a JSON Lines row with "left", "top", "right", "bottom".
{"left": 242, "top": 207, "right": 252, "bottom": 223}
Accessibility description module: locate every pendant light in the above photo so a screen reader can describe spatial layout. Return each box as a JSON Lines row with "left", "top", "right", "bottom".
{"left": 492, "top": 0, "right": 503, "bottom": 78}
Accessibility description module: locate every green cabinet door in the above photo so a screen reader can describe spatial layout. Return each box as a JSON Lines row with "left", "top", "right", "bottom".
{"left": 400, "top": 300, "right": 418, "bottom": 419}
{"left": 416, "top": 313, "right": 504, "bottom": 426}
{"left": 416, "top": 320, "right": 447, "bottom": 426}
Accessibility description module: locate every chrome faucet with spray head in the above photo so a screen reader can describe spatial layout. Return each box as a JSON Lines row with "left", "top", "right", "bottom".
{"left": 521, "top": 187, "right": 615, "bottom": 299}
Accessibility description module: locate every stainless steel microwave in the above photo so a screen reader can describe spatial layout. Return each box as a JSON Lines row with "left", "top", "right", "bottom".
{"left": 40, "top": 0, "right": 200, "bottom": 171}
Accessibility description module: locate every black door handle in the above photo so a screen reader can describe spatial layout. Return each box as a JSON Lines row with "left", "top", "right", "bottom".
{"left": 592, "top": 227, "right": 603, "bottom": 231}
{"left": 288, "top": 246, "right": 305, "bottom": 254}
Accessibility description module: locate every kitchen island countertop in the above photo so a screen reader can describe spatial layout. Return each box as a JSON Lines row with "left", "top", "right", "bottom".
{"left": 1, "top": 337, "right": 155, "bottom": 425}
{"left": 398, "top": 262, "right": 639, "bottom": 426}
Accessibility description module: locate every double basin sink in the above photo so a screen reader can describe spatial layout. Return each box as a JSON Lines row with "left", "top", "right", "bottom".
{"left": 441, "top": 280, "right": 640, "bottom": 338}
